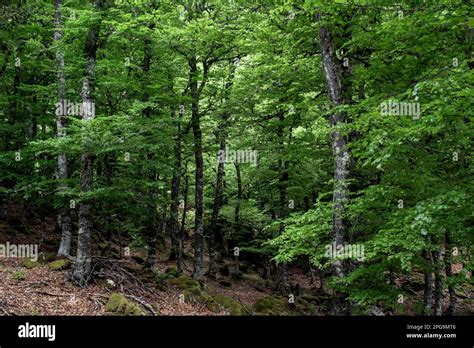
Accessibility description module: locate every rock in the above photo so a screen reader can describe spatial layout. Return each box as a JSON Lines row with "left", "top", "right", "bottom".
{"left": 254, "top": 296, "right": 288, "bottom": 315}
{"left": 105, "top": 293, "right": 145, "bottom": 316}
{"left": 167, "top": 276, "right": 201, "bottom": 295}
{"left": 21, "top": 259, "right": 39, "bottom": 269}
{"left": 207, "top": 295, "right": 243, "bottom": 316}
{"left": 48, "top": 259, "right": 71, "bottom": 271}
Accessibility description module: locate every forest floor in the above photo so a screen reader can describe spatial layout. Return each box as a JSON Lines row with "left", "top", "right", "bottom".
{"left": 0, "top": 214, "right": 320, "bottom": 316}
{"left": 0, "top": 213, "right": 472, "bottom": 316}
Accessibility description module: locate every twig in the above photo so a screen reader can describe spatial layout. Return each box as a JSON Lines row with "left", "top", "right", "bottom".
{"left": 124, "top": 294, "right": 159, "bottom": 316}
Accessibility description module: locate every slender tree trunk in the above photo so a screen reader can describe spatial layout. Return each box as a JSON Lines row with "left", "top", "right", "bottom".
{"left": 276, "top": 112, "right": 290, "bottom": 294}
{"left": 444, "top": 231, "right": 457, "bottom": 315}
{"left": 422, "top": 249, "right": 434, "bottom": 315}
{"left": 180, "top": 168, "right": 189, "bottom": 241}
{"left": 319, "top": 24, "right": 350, "bottom": 314}
{"left": 233, "top": 162, "right": 242, "bottom": 278}
{"left": 209, "top": 64, "right": 235, "bottom": 277}
{"left": 141, "top": 25, "right": 160, "bottom": 270}
{"left": 208, "top": 122, "right": 226, "bottom": 278}
{"left": 170, "top": 107, "right": 183, "bottom": 274}
{"left": 55, "top": 0, "right": 72, "bottom": 257}
{"left": 234, "top": 162, "right": 242, "bottom": 237}
{"left": 190, "top": 55, "right": 205, "bottom": 280}
{"left": 432, "top": 249, "right": 443, "bottom": 316}
{"left": 38, "top": 218, "right": 46, "bottom": 252}
{"left": 72, "top": 0, "right": 102, "bottom": 286}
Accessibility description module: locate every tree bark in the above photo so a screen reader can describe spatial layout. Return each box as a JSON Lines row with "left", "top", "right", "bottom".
{"left": 170, "top": 107, "right": 183, "bottom": 274}
{"left": 276, "top": 112, "right": 290, "bottom": 294}
{"left": 72, "top": 0, "right": 102, "bottom": 286}
{"left": 190, "top": 55, "right": 205, "bottom": 280}
{"left": 422, "top": 248, "right": 434, "bottom": 315}
{"left": 319, "top": 23, "right": 350, "bottom": 315}
{"left": 180, "top": 166, "right": 189, "bottom": 241}
{"left": 209, "top": 65, "right": 234, "bottom": 277}
{"left": 208, "top": 119, "right": 226, "bottom": 278}
{"left": 432, "top": 249, "right": 443, "bottom": 316}
{"left": 55, "top": 0, "right": 72, "bottom": 257}
{"left": 233, "top": 162, "right": 242, "bottom": 278}
{"left": 444, "top": 230, "right": 457, "bottom": 315}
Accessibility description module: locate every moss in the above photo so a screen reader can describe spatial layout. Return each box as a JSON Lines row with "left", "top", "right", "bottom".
{"left": 48, "top": 259, "right": 71, "bottom": 271}
{"left": 207, "top": 295, "right": 243, "bottom": 316}
{"left": 105, "top": 293, "right": 146, "bottom": 316}
{"left": 167, "top": 276, "right": 201, "bottom": 295}
{"left": 21, "top": 259, "right": 39, "bottom": 269}
{"left": 10, "top": 270, "right": 26, "bottom": 281}
{"left": 165, "top": 266, "right": 178, "bottom": 278}
{"left": 254, "top": 296, "right": 288, "bottom": 315}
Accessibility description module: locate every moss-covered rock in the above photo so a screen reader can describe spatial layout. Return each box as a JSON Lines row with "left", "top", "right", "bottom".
{"left": 254, "top": 296, "right": 288, "bottom": 315}
{"left": 48, "top": 259, "right": 71, "bottom": 271}
{"left": 207, "top": 295, "right": 243, "bottom": 316}
{"left": 21, "top": 259, "right": 39, "bottom": 269}
{"left": 167, "top": 276, "right": 201, "bottom": 295}
{"left": 104, "top": 293, "right": 146, "bottom": 316}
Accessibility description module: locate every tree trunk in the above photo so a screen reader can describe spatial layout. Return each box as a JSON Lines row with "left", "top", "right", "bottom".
{"left": 55, "top": 0, "right": 72, "bottom": 257}
{"left": 180, "top": 167, "right": 189, "bottom": 241}
{"left": 233, "top": 162, "right": 242, "bottom": 278}
{"left": 319, "top": 24, "right": 350, "bottom": 315}
{"left": 422, "top": 249, "right": 434, "bottom": 315}
{"left": 432, "top": 249, "right": 443, "bottom": 316}
{"left": 444, "top": 230, "right": 457, "bottom": 315}
{"left": 170, "top": 107, "right": 183, "bottom": 275}
{"left": 208, "top": 121, "right": 226, "bottom": 278}
{"left": 72, "top": 0, "right": 102, "bottom": 286}
{"left": 276, "top": 112, "right": 290, "bottom": 294}
{"left": 190, "top": 55, "right": 205, "bottom": 280}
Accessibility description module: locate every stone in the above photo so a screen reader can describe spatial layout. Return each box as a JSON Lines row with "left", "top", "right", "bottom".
{"left": 48, "top": 259, "right": 71, "bottom": 271}
{"left": 104, "top": 293, "right": 146, "bottom": 316}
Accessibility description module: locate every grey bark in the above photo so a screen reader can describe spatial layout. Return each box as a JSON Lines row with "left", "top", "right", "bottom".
{"left": 319, "top": 24, "right": 350, "bottom": 315}
{"left": 170, "top": 107, "right": 184, "bottom": 275}
{"left": 432, "top": 249, "right": 443, "bottom": 316}
{"left": 444, "top": 231, "right": 457, "bottom": 315}
{"left": 55, "top": 0, "right": 72, "bottom": 257}
{"left": 72, "top": 0, "right": 102, "bottom": 286}
{"left": 276, "top": 112, "right": 290, "bottom": 294}
{"left": 422, "top": 249, "right": 434, "bottom": 315}
{"left": 190, "top": 55, "right": 205, "bottom": 280}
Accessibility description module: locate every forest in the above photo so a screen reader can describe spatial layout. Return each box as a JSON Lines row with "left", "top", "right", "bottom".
{"left": 0, "top": 0, "right": 472, "bottom": 317}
